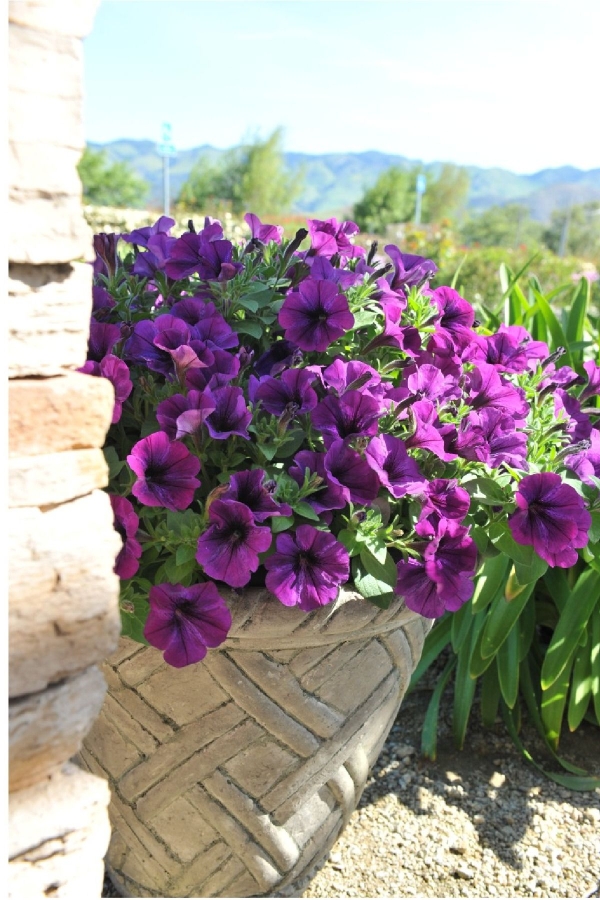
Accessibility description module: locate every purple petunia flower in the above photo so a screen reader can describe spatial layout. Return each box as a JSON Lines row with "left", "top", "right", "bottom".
{"left": 508, "top": 472, "right": 591, "bottom": 568}
{"left": 128, "top": 432, "right": 201, "bottom": 511}
{"left": 88, "top": 322, "right": 121, "bottom": 362}
{"left": 205, "top": 386, "right": 252, "bottom": 440}
{"left": 244, "top": 212, "right": 283, "bottom": 244}
{"left": 93, "top": 232, "right": 120, "bottom": 278}
{"left": 384, "top": 244, "right": 437, "bottom": 290}
{"left": 253, "top": 368, "right": 318, "bottom": 417}
{"left": 144, "top": 581, "right": 231, "bottom": 668}
{"left": 312, "top": 390, "right": 381, "bottom": 446}
{"left": 418, "top": 479, "right": 470, "bottom": 525}
{"left": 221, "top": 469, "right": 292, "bottom": 521}
{"left": 565, "top": 428, "right": 600, "bottom": 487}
{"left": 467, "top": 364, "right": 530, "bottom": 421}
{"left": 365, "top": 434, "right": 425, "bottom": 498}
{"left": 78, "top": 354, "right": 133, "bottom": 424}
{"left": 110, "top": 494, "right": 142, "bottom": 580}
{"left": 264, "top": 525, "right": 350, "bottom": 611}
{"left": 122, "top": 215, "right": 175, "bottom": 248}
{"left": 124, "top": 315, "right": 192, "bottom": 377}
{"left": 581, "top": 360, "right": 600, "bottom": 402}
{"left": 164, "top": 232, "right": 244, "bottom": 282}
{"left": 196, "top": 500, "right": 272, "bottom": 587}
{"left": 396, "top": 519, "right": 477, "bottom": 618}
{"left": 324, "top": 440, "right": 380, "bottom": 506}
{"left": 279, "top": 279, "right": 354, "bottom": 353}
{"left": 288, "top": 451, "right": 348, "bottom": 517}
{"left": 307, "top": 218, "right": 364, "bottom": 262}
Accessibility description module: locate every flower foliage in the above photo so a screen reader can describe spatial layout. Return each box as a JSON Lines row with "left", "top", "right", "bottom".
{"left": 82, "top": 213, "right": 600, "bottom": 668}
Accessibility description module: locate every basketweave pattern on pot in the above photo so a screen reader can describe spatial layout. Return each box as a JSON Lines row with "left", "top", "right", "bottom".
{"left": 80, "top": 596, "right": 430, "bottom": 898}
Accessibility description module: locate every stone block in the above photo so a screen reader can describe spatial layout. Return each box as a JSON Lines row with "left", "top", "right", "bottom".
{"left": 9, "top": 193, "right": 92, "bottom": 265}
{"left": 10, "top": 139, "right": 84, "bottom": 196}
{"left": 9, "top": 1, "right": 101, "bottom": 38}
{"left": 9, "top": 491, "right": 121, "bottom": 696}
{"left": 9, "top": 447, "right": 108, "bottom": 507}
{"left": 8, "top": 262, "right": 93, "bottom": 375}
{"left": 9, "top": 22, "right": 82, "bottom": 104}
{"left": 9, "top": 762, "right": 110, "bottom": 899}
{"left": 9, "top": 666, "right": 107, "bottom": 792}
{"left": 9, "top": 373, "right": 114, "bottom": 457}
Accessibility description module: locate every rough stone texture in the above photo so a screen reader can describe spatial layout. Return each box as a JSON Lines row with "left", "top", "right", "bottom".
{"left": 9, "top": 447, "right": 109, "bottom": 508}
{"left": 9, "top": 490, "right": 121, "bottom": 697}
{"left": 9, "top": 762, "right": 111, "bottom": 899}
{"left": 9, "top": 373, "right": 114, "bottom": 456}
{"left": 8, "top": 262, "right": 94, "bottom": 377}
{"left": 8, "top": 6, "right": 94, "bottom": 264}
{"left": 9, "top": 666, "right": 108, "bottom": 792}
{"left": 81, "top": 589, "right": 432, "bottom": 898}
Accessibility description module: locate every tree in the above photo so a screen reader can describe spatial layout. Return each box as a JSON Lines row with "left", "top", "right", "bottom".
{"left": 542, "top": 202, "right": 600, "bottom": 264}
{"left": 177, "top": 128, "right": 302, "bottom": 217}
{"left": 422, "top": 164, "right": 470, "bottom": 223}
{"left": 352, "top": 166, "right": 415, "bottom": 235}
{"left": 459, "top": 204, "right": 542, "bottom": 249}
{"left": 77, "top": 147, "right": 149, "bottom": 208}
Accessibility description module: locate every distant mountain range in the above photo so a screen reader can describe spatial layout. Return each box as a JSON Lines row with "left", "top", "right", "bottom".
{"left": 89, "top": 140, "right": 600, "bottom": 222}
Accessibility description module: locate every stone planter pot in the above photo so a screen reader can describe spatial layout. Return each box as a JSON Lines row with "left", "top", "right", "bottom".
{"left": 80, "top": 586, "right": 431, "bottom": 898}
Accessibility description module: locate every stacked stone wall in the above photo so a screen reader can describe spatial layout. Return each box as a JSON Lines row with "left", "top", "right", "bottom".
{"left": 8, "top": 2, "right": 120, "bottom": 896}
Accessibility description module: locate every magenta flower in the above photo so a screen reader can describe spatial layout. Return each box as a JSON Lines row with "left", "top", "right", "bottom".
{"left": 384, "top": 244, "right": 437, "bottom": 290}
{"left": 279, "top": 279, "right": 354, "bottom": 353}
{"left": 365, "top": 435, "right": 425, "bottom": 499}
{"left": 144, "top": 581, "right": 232, "bottom": 668}
{"left": 288, "top": 451, "right": 347, "bottom": 517}
{"left": 565, "top": 429, "right": 600, "bottom": 487}
{"left": 156, "top": 390, "right": 216, "bottom": 441}
{"left": 110, "top": 494, "right": 142, "bottom": 580}
{"left": 245, "top": 212, "right": 283, "bottom": 244}
{"left": 324, "top": 440, "right": 380, "bottom": 506}
{"left": 265, "top": 525, "right": 350, "bottom": 611}
{"left": 307, "top": 218, "right": 363, "bottom": 262}
{"left": 312, "top": 391, "right": 380, "bottom": 445}
{"left": 508, "top": 473, "right": 591, "bottom": 568}
{"left": 128, "top": 432, "right": 201, "bottom": 511}
{"left": 195, "top": 500, "right": 272, "bottom": 587}
{"left": 418, "top": 479, "right": 470, "bottom": 524}
{"left": 221, "top": 469, "right": 292, "bottom": 521}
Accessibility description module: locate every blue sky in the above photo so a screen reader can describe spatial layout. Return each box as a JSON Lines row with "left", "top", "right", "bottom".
{"left": 83, "top": 1, "right": 599, "bottom": 173}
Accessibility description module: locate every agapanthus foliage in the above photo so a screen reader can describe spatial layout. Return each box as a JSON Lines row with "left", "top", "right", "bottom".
{"left": 82, "top": 213, "right": 600, "bottom": 668}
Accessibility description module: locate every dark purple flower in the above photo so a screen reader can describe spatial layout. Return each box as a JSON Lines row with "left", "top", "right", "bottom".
{"left": 164, "top": 232, "right": 243, "bottom": 282}
{"left": 221, "top": 469, "right": 292, "bottom": 521}
{"left": 508, "top": 473, "right": 591, "bottom": 568}
{"left": 321, "top": 359, "right": 381, "bottom": 396}
{"left": 555, "top": 390, "right": 593, "bottom": 443}
{"left": 186, "top": 348, "right": 240, "bottom": 391}
{"left": 431, "top": 286, "right": 475, "bottom": 343}
{"left": 195, "top": 500, "right": 271, "bottom": 587}
{"left": 396, "top": 519, "right": 477, "bottom": 618}
{"left": 279, "top": 279, "right": 354, "bottom": 353}
{"left": 244, "top": 212, "right": 283, "bottom": 244}
{"left": 254, "top": 368, "right": 318, "bottom": 417}
{"left": 324, "top": 440, "right": 380, "bottom": 506}
{"left": 312, "top": 391, "right": 380, "bottom": 446}
{"left": 289, "top": 451, "right": 347, "bottom": 517}
{"left": 307, "top": 218, "right": 363, "bottom": 262}
{"left": 467, "top": 364, "right": 529, "bottom": 421}
{"left": 124, "top": 315, "right": 192, "bottom": 377}
{"left": 384, "top": 244, "right": 437, "bottom": 290}
{"left": 99, "top": 355, "right": 133, "bottom": 424}
{"left": 477, "top": 408, "right": 528, "bottom": 470}
{"left": 308, "top": 256, "right": 360, "bottom": 290}
{"left": 93, "top": 232, "right": 120, "bottom": 278}
{"left": 581, "top": 360, "right": 600, "bottom": 402}
{"left": 88, "top": 322, "right": 121, "bottom": 362}
{"left": 133, "top": 233, "right": 177, "bottom": 277}
{"left": 205, "top": 386, "right": 252, "bottom": 440}
{"left": 264, "top": 525, "right": 350, "bottom": 610}
{"left": 418, "top": 479, "right": 470, "bottom": 524}
{"left": 365, "top": 298, "right": 421, "bottom": 355}
{"left": 156, "top": 390, "right": 216, "bottom": 441}
{"left": 565, "top": 429, "right": 600, "bottom": 486}
{"left": 365, "top": 435, "right": 425, "bottom": 498}
{"left": 122, "top": 215, "right": 175, "bottom": 248}
{"left": 404, "top": 399, "right": 457, "bottom": 461}
{"left": 144, "top": 581, "right": 231, "bottom": 668}
{"left": 405, "top": 363, "right": 461, "bottom": 403}
{"left": 254, "top": 340, "right": 301, "bottom": 377}
{"left": 92, "top": 285, "right": 116, "bottom": 318}
{"left": 110, "top": 494, "right": 142, "bottom": 580}
{"left": 128, "top": 432, "right": 201, "bottom": 511}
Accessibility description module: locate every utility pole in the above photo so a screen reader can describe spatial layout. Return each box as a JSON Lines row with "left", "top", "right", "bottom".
{"left": 415, "top": 173, "right": 426, "bottom": 226}
{"left": 157, "top": 122, "right": 176, "bottom": 216}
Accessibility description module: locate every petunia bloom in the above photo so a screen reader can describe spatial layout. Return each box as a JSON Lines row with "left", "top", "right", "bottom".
{"left": 221, "top": 469, "right": 292, "bottom": 521}
{"left": 279, "top": 279, "right": 354, "bottom": 352}
{"left": 128, "top": 432, "right": 201, "bottom": 511}
{"left": 196, "top": 500, "right": 272, "bottom": 587}
{"left": 110, "top": 494, "right": 142, "bottom": 579}
{"left": 508, "top": 472, "right": 591, "bottom": 567}
{"left": 244, "top": 212, "right": 283, "bottom": 244}
{"left": 265, "top": 525, "right": 350, "bottom": 610}
{"left": 144, "top": 581, "right": 232, "bottom": 668}
{"left": 365, "top": 435, "right": 425, "bottom": 498}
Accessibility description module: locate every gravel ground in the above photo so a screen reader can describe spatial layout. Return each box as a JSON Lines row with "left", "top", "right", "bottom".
{"left": 103, "top": 683, "right": 600, "bottom": 899}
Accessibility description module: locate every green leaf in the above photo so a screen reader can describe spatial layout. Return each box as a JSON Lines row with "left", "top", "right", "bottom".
{"left": 489, "top": 523, "right": 537, "bottom": 566}
{"left": 103, "top": 446, "right": 127, "bottom": 479}
{"left": 421, "top": 657, "right": 456, "bottom": 761}
{"left": 175, "top": 543, "right": 197, "bottom": 566}
{"left": 567, "top": 631, "right": 593, "bottom": 732}
{"left": 464, "top": 475, "right": 508, "bottom": 506}
{"left": 409, "top": 615, "right": 452, "bottom": 690}
{"left": 471, "top": 554, "right": 510, "bottom": 614}
{"left": 337, "top": 528, "right": 360, "bottom": 557}
{"left": 565, "top": 277, "right": 589, "bottom": 358}
{"left": 469, "top": 622, "right": 496, "bottom": 678}
{"left": 292, "top": 500, "right": 320, "bottom": 522}
{"left": 480, "top": 662, "right": 501, "bottom": 728}
{"left": 540, "top": 569, "right": 600, "bottom": 690}
{"left": 120, "top": 593, "right": 149, "bottom": 646}
{"left": 530, "top": 287, "right": 571, "bottom": 363}
{"left": 480, "top": 581, "right": 535, "bottom": 659}
{"left": 588, "top": 510, "right": 600, "bottom": 544}
{"left": 271, "top": 514, "right": 294, "bottom": 534}
{"left": 359, "top": 548, "right": 398, "bottom": 590}
{"left": 450, "top": 601, "right": 473, "bottom": 653}
{"left": 589, "top": 604, "right": 600, "bottom": 723}
{"left": 363, "top": 534, "right": 388, "bottom": 564}
{"left": 236, "top": 296, "right": 259, "bottom": 313}
{"left": 541, "top": 653, "right": 575, "bottom": 750}
{"left": 453, "top": 610, "right": 487, "bottom": 749}
{"left": 352, "top": 556, "right": 395, "bottom": 601}
{"left": 275, "top": 430, "right": 306, "bottom": 459}
{"left": 496, "top": 625, "right": 520, "bottom": 708}
{"left": 233, "top": 320, "right": 263, "bottom": 339}
{"left": 513, "top": 553, "right": 548, "bottom": 586}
